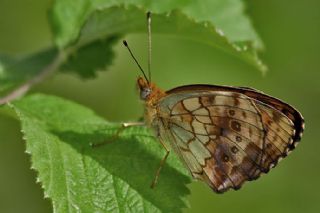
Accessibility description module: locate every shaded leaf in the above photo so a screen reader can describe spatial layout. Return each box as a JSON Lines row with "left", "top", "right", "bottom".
{"left": 61, "top": 36, "right": 119, "bottom": 78}
{"left": 11, "top": 94, "right": 191, "bottom": 212}
{"left": 0, "top": 49, "right": 57, "bottom": 96}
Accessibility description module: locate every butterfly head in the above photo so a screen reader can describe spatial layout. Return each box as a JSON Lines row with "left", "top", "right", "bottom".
{"left": 137, "top": 77, "right": 152, "bottom": 100}
{"left": 137, "top": 77, "right": 165, "bottom": 102}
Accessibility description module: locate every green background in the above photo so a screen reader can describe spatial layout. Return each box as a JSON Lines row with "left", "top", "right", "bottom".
{"left": 0, "top": 0, "right": 319, "bottom": 212}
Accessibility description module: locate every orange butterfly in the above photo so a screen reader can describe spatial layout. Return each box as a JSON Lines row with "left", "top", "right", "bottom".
{"left": 122, "top": 12, "right": 304, "bottom": 193}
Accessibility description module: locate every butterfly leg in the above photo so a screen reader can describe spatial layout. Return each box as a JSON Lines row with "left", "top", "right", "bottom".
{"left": 91, "top": 122, "right": 145, "bottom": 148}
{"left": 150, "top": 138, "right": 170, "bottom": 188}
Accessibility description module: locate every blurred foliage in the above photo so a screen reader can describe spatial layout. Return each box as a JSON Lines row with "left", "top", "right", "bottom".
{"left": 0, "top": 0, "right": 320, "bottom": 213}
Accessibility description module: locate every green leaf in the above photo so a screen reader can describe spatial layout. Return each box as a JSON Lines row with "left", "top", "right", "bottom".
{"left": 60, "top": 36, "right": 118, "bottom": 78}
{"left": 50, "top": 0, "right": 267, "bottom": 72}
{"left": 11, "top": 94, "right": 191, "bottom": 212}
{"left": 0, "top": 49, "right": 57, "bottom": 96}
{"left": 181, "top": 0, "right": 263, "bottom": 50}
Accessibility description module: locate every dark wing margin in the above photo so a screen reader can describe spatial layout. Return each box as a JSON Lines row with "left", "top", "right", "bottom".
{"left": 166, "top": 84, "right": 305, "bottom": 148}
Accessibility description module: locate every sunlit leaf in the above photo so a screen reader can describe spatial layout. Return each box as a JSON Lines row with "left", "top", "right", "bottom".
{"left": 11, "top": 94, "right": 191, "bottom": 212}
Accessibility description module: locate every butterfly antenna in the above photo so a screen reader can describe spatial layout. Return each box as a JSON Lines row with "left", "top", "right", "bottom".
{"left": 147, "top": 11, "right": 152, "bottom": 83}
{"left": 123, "top": 40, "right": 149, "bottom": 84}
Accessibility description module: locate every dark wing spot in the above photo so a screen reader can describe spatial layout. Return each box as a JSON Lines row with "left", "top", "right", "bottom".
{"left": 200, "top": 96, "right": 216, "bottom": 106}
{"left": 222, "top": 154, "right": 230, "bottom": 162}
{"left": 241, "top": 157, "right": 261, "bottom": 180}
{"left": 233, "top": 95, "right": 240, "bottom": 106}
{"left": 229, "top": 110, "right": 235, "bottom": 116}
{"left": 245, "top": 143, "right": 262, "bottom": 162}
{"left": 231, "top": 146, "right": 239, "bottom": 154}
{"left": 281, "top": 108, "right": 291, "bottom": 117}
{"left": 231, "top": 121, "right": 241, "bottom": 132}
{"left": 272, "top": 111, "right": 281, "bottom": 122}
{"left": 220, "top": 128, "right": 225, "bottom": 136}
{"left": 236, "top": 136, "right": 242, "bottom": 142}
{"left": 242, "top": 111, "right": 247, "bottom": 119}
{"left": 209, "top": 96, "right": 216, "bottom": 104}
{"left": 273, "top": 135, "right": 279, "bottom": 141}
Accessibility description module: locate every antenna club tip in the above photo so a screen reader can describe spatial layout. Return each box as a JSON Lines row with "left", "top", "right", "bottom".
{"left": 123, "top": 40, "right": 128, "bottom": 46}
{"left": 147, "top": 11, "right": 151, "bottom": 18}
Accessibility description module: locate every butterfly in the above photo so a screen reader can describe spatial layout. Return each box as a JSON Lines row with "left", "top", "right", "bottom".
{"left": 122, "top": 12, "right": 305, "bottom": 193}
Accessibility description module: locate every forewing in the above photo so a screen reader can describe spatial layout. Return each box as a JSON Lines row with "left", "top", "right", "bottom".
{"left": 157, "top": 86, "right": 304, "bottom": 193}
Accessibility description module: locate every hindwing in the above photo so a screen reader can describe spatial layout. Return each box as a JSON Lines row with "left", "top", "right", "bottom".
{"left": 156, "top": 85, "right": 304, "bottom": 193}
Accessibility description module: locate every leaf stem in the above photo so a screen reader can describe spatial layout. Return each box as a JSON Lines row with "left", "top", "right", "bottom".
{"left": 0, "top": 51, "right": 66, "bottom": 105}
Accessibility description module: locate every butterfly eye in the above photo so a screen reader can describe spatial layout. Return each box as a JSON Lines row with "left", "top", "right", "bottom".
{"left": 140, "top": 88, "right": 152, "bottom": 100}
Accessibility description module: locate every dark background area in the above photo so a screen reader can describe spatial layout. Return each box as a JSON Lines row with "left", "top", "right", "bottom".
{"left": 0, "top": 0, "right": 319, "bottom": 212}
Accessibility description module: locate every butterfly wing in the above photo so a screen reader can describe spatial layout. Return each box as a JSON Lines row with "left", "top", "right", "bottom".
{"left": 156, "top": 85, "right": 304, "bottom": 193}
